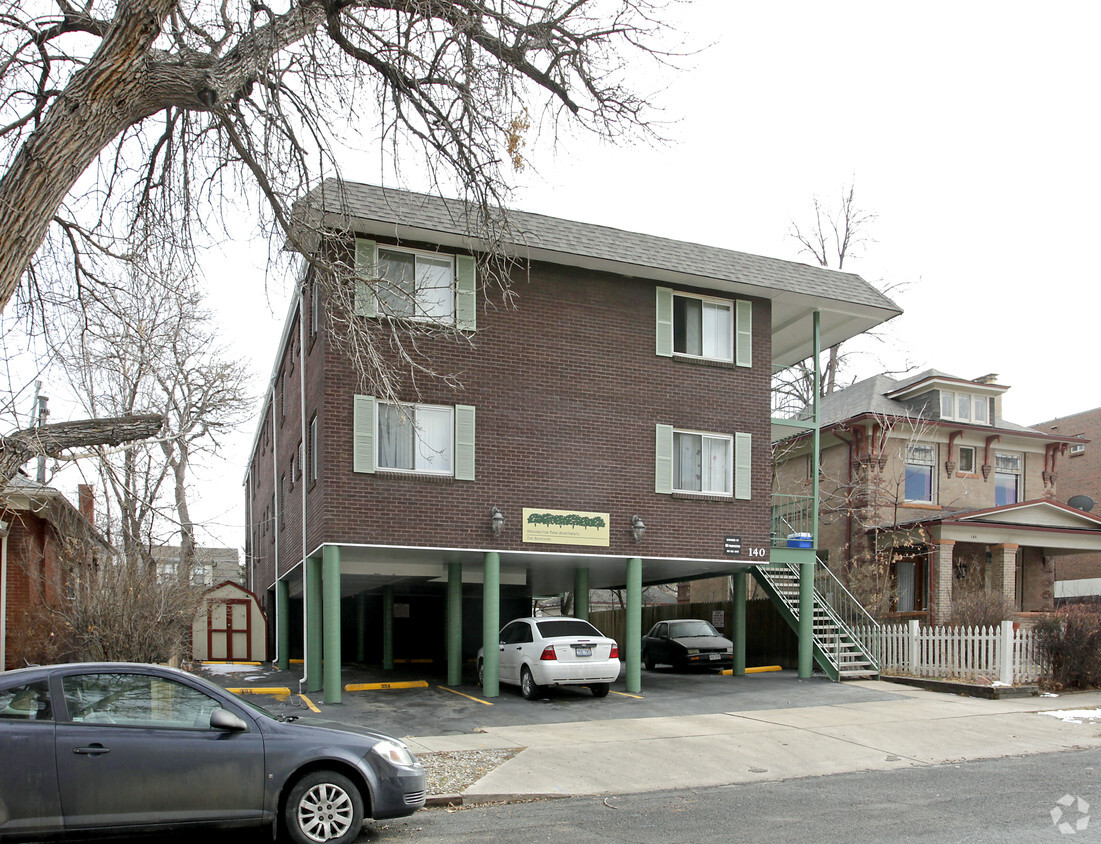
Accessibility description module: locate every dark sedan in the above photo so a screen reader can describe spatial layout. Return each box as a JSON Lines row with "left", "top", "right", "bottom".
{"left": 641, "top": 619, "right": 734, "bottom": 670}
{"left": 0, "top": 662, "right": 425, "bottom": 843}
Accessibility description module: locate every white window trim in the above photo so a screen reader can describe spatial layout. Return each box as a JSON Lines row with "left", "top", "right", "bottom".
{"left": 672, "top": 291, "right": 734, "bottom": 364}
{"left": 376, "top": 401, "right": 456, "bottom": 477}
{"left": 904, "top": 442, "right": 937, "bottom": 504}
{"left": 672, "top": 427, "right": 734, "bottom": 497}
{"left": 941, "top": 390, "right": 991, "bottom": 424}
{"left": 958, "top": 445, "right": 976, "bottom": 474}
{"left": 375, "top": 245, "right": 456, "bottom": 325}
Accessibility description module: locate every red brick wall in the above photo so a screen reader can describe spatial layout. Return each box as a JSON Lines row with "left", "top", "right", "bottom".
{"left": 3, "top": 509, "right": 65, "bottom": 670}
{"left": 1035, "top": 407, "right": 1101, "bottom": 582}
{"left": 247, "top": 244, "right": 773, "bottom": 593}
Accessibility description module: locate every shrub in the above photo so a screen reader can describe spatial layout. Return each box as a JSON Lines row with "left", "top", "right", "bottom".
{"left": 1034, "top": 606, "right": 1101, "bottom": 689}
{"left": 950, "top": 565, "right": 1016, "bottom": 627}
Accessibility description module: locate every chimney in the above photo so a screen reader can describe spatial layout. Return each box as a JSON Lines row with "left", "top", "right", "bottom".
{"left": 77, "top": 484, "right": 94, "bottom": 523}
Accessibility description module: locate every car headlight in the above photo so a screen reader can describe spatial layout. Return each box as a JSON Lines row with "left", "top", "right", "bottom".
{"left": 686, "top": 649, "right": 700, "bottom": 655}
{"left": 371, "top": 739, "right": 417, "bottom": 767}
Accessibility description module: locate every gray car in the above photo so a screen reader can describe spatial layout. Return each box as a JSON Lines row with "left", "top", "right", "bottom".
{"left": 0, "top": 662, "right": 426, "bottom": 843}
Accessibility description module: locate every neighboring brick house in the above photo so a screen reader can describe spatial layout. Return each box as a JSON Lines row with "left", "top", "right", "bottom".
{"left": 244, "top": 180, "right": 900, "bottom": 701}
{"left": 1033, "top": 406, "right": 1101, "bottom": 601}
{"left": 0, "top": 477, "right": 99, "bottom": 671}
{"left": 774, "top": 370, "right": 1099, "bottom": 624}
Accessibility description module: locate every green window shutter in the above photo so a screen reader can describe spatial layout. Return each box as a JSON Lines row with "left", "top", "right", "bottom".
{"left": 354, "top": 238, "right": 378, "bottom": 318}
{"left": 454, "top": 405, "right": 476, "bottom": 480}
{"left": 655, "top": 287, "right": 673, "bottom": 357}
{"left": 352, "top": 395, "right": 376, "bottom": 474}
{"left": 734, "top": 432, "right": 752, "bottom": 500}
{"left": 455, "top": 255, "right": 477, "bottom": 331}
{"left": 655, "top": 424, "right": 673, "bottom": 494}
{"left": 735, "top": 299, "right": 752, "bottom": 367}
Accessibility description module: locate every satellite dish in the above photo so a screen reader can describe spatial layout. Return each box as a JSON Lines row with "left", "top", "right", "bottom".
{"left": 1068, "top": 495, "right": 1096, "bottom": 512}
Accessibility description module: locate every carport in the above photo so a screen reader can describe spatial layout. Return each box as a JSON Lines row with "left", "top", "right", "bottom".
{"left": 271, "top": 544, "right": 769, "bottom": 704}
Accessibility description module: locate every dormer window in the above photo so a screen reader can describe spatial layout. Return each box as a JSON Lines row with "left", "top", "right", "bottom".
{"left": 940, "top": 390, "right": 989, "bottom": 424}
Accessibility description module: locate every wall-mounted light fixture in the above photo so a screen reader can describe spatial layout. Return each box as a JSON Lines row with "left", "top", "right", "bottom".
{"left": 490, "top": 507, "right": 505, "bottom": 537}
{"left": 631, "top": 515, "right": 646, "bottom": 543}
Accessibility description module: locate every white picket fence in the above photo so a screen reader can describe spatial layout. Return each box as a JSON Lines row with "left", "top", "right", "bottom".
{"left": 854, "top": 619, "right": 1042, "bottom": 685}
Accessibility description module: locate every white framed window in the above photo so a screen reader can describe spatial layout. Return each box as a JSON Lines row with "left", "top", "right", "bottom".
{"left": 958, "top": 445, "right": 976, "bottom": 474}
{"left": 352, "top": 396, "right": 476, "bottom": 480}
{"left": 941, "top": 390, "right": 991, "bottom": 424}
{"left": 655, "top": 425, "right": 751, "bottom": 499}
{"left": 1070, "top": 438, "right": 1085, "bottom": 456}
{"left": 995, "top": 451, "right": 1022, "bottom": 506}
{"left": 673, "top": 429, "right": 733, "bottom": 495}
{"left": 308, "top": 414, "right": 319, "bottom": 482}
{"left": 904, "top": 443, "right": 936, "bottom": 503}
{"left": 673, "top": 293, "right": 733, "bottom": 361}
{"left": 656, "top": 288, "right": 751, "bottom": 366}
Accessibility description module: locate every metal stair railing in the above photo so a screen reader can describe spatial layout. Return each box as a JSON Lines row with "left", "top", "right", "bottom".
{"left": 813, "top": 561, "right": 881, "bottom": 672}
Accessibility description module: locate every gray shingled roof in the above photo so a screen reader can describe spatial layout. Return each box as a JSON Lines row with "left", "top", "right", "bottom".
{"left": 305, "top": 179, "right": 900, "bottom": 314}
{"left": 818, "top": 369, "right": 1039, "bottom": 433}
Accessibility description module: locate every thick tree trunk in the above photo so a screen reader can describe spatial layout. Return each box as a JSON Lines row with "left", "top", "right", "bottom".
{"left": 0, "top": 413, "right": 164, "bottom": 489}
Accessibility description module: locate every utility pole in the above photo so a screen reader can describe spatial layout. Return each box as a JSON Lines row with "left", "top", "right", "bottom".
{"left": 33, "top": 382, "right": 49, "bottom": 483}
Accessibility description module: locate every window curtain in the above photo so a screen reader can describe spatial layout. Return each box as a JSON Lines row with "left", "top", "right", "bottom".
{"left": 897, "top": 561, "right": 915, "bottom": 612}
{"left": 377, "top": 250, "right": 416, "bottom": 316}
{"left": 675, "top": 432, "right": 701, "bottom": 491}
{"left": 378, "top": 404, "right": 414, "bottom": 469}
{"left": 415, "top": 406, "right": 452, "bottom": 472}
{"left": 416, "top": 255, "right": 453, "bottom": 320}
{"left": 675, "top": 297, "right": 702, "bottom": 356}
{"left": 701, "top": 436, "right": 730, "bottom": 494}
{"left": 702, "top": 301, "right": 731, "bottom": 360}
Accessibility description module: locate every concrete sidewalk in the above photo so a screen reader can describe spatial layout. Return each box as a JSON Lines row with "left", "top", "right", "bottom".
{"left": 403, "top": 681, "right": 1101, "bottom": 802}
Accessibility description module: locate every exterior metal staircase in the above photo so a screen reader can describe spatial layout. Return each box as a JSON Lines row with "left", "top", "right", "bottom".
{"left": 752, "top": 561, "right": 879, "bottom": 682}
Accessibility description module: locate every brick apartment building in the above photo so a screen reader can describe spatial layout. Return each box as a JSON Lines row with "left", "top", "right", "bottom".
{"left": 0, "top": 477, "right": 99, "bottom": 670}
{"left": 774, "top": 371, "right": 1100, "bottom": 623}
{"left": 1034, "top": 406, "right": 1101, "bottom": 601}
{"left": 244, "top": 180, "right": 900, "bottom": 702}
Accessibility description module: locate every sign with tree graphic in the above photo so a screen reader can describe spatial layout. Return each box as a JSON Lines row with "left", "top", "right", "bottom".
{"left": 522, "top": 508, "right": 610, "bottom": 547}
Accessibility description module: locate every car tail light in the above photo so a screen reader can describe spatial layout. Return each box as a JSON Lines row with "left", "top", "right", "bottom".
{"left": 540, "top": 645, "right": 557, "bottom": 661}
{"left": 610, "top": 645, "right": 619, "bottom": 659}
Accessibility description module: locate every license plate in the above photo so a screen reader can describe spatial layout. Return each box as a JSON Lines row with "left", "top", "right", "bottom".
{"left": 708, "top": 653, "right": 720, "bottom": 660}
{"left": 574, "top": 646, "right": 592, "bottom": 657}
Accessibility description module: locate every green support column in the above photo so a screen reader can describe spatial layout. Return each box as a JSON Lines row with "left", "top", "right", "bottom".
{"left": 355, "top": 593, "right": 367, "bottom": 663}
{"left": 275, "top": 578, "right": 290, "bottom": 671}
{"left": 447, "top": 562, "right": 463, "bottom": 686}
{"left": 573, "top": 567, "right": 590, "bottom": 620}
{"left": 382, "top": 585, "right": 394, "bottom": 671}
{"left": 305, "top": 555, "right": 323, "bottom": 693}
{"left": 798, "top": 561, "right": 814, "bottom": 679}
{"left": 322, "top": 545, "right": 342, "bottom": 704}
{"left": 732, "top": 570, "right": 747, "bottom": 677}
{"left": 626, "top": 557, "right": 642, "bottom": 693}
{"left": 482, "top": 552, "right": 500, "bottom": 698}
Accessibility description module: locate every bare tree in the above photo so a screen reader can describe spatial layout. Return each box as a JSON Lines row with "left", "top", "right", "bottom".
{"left": 0, "top": 0, "right": 671, "bottom": 329}
{"left": 48, "top": 254, "right": 251, "bottom": 574}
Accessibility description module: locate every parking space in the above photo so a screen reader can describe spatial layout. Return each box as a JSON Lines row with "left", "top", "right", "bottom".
{"left": 195, "top": 661, "right": 908, "bottom": 739}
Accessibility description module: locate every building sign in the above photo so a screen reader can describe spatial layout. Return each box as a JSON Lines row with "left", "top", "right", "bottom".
{"left": 724, "top": 536, "right": 742, "bottom": 555}
{"left": 712, "top": 610, "right": 725, "bottom": 629}
{"left": 523, "top": 508, "right": 610, "bottom": 547}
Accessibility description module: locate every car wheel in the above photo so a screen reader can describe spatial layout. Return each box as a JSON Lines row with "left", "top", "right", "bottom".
{"left": 643, "top": 650, "right": 655, "bottom": 671}
{"left": 477, "top": 659, "right": 483, "bottom": 687}
{"left": 589, "top": 683, "right": 610, "bottom": 698}
{"left": 284, "top": 770, "right": 364, "bottom": 844}
{"left": 520, "top": 667, "right": 541, "bottom": 700}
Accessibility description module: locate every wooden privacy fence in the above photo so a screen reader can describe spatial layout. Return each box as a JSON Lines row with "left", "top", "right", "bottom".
{"left": 855, "top": 620, "right": 1042, "bottom": 685}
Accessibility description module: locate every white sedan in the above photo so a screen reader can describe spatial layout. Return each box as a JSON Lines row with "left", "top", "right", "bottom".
{"left": 478, "top": 617, "right": 621, "bottom": 699}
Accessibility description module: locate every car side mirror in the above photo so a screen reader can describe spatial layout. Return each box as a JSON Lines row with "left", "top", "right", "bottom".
{"left": 210, "top": 708, "right": 247, "bottom": 731}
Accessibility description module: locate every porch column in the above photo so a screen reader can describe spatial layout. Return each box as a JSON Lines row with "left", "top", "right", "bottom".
{"left": 447, "top": 562, "right": 463, "bottom": 686}
{"left": 798, "top": 560, "right": 814, "bottom": 678}
{"left": 732, "top": 570, "right": 747, "bottom": 676}
{"left": 275, "top": 578, "right": 290, "bottom": 671}
{"left": 382, "top": 585, "right": 395, "bottom": 671}
{"left": 482, "top": 552, "right": 500, "bottom": 698}
{"left": 355, "top": 592, "right": 367, "bottom": 663}
{"left": 322, "top": 545, "right": 342, "bottom": 704}
{"left": 305, "top": 555, "right": 323, "bottom": 693}
{"left": 990, "top": 544, "right": 1019, "bottom": 607}
{"left": 626, "top": 557, "right": 642, "bottom": 693}
{"left": 931, "top": 540, "right": 955, "bottom": 625}
{"left": 574, "top": 567, "right": 590, "bottom": 620}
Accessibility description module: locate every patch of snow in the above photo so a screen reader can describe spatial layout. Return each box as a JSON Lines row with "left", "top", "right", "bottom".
{"left": 991, "top": 681, "right": 1011, "bottom": 687}
{"left": 1042, "top": 693, "right": 1060, "bottom": 698}
{"left": 200, "top": 664, "right": 272, "bottom": 677}
{"left": 1041, "top": 709, "right": 1101, "bottom": 725}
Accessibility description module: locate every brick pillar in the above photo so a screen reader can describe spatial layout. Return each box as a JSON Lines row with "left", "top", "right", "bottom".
{"left": 990, "top": 544, "right": 1018, "bottom": 607}
{"left": 77, "top": 484, "right": 94, "bottom": 523}
{"left": 931, "top": 540, "right": 955, "bottom": 625}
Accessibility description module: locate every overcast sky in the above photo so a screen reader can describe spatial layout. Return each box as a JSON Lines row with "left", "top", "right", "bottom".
{"left": 35, "top": 1, "right": 1101, "bottom": 552}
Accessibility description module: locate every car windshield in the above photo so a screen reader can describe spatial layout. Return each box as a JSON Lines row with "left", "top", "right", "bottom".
{"left": 669, "top": 621, "right": 719, "bottom": 638}
{"left": 536, "top": 619, "right": 602, "bottom": 638}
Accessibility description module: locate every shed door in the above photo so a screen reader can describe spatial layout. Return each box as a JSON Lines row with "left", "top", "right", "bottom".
{"left": 208, "top": 599, "right": 252, "bottom": 661}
